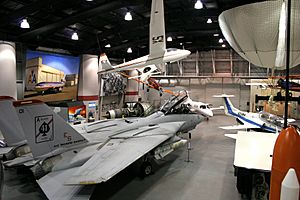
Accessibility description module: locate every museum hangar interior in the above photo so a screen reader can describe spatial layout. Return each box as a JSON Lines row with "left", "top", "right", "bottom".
{"left": 0, "top": 0, "right": 299, "bottom": 200}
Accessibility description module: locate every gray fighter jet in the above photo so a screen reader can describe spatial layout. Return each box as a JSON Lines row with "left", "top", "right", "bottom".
{"left": 12, "top": 91, "right": 203, "bottom": 200}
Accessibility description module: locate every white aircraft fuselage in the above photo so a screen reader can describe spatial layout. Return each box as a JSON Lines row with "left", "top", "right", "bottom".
{"left": 109, "top": 48, "right": 190, "bottom": 72}
{"left": 184, "top": 97, "right": 214, "bottom": 117}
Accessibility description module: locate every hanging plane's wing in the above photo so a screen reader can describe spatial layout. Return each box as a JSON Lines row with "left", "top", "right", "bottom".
{"left": 220, "top": 124, "right": 258, "bottom": 130}
{"left": 65, "top": 121, "right": 184, "bottom": 185}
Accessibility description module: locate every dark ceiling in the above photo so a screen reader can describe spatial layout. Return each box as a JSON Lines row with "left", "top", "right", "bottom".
{"left": 0, "top": 0, "right": 265, "bottom": 59}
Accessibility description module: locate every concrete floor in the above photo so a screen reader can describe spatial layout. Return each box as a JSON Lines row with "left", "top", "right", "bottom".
{"left": 1, "top": 114, "right": 242, "bottom": 200}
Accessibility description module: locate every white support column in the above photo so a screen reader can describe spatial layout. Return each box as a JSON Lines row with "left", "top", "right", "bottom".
{"left": 211, "top": 50, "right": 216, "bottom": 74}
{"left": 78, "top": 54, "right": 99, "bottom": 120}
{"left": 195, "top": 51, "right": 199, "bottom": 75}
{"left": 0, "top": 41, "right": 17, "bottom": 99}
{"left": 177, "top": 61, "right": 183, "bottom": 75}
{"left": 248, "top": 61, "right": 251, "bottom": 76}
{"left": 230, "top": 49, "right": 233, "bottom": 75}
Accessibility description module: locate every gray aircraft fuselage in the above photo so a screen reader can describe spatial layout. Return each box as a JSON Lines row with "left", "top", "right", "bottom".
{"left": 122, "top": 111, "right": 203, "bottom": 133}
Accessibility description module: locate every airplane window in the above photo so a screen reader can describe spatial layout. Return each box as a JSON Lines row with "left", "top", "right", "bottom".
{"left": 238, "top": 112, "right": 246, "bottom": 116}
{"left": 200, "top": 105, "right": 206, "bottom": 109}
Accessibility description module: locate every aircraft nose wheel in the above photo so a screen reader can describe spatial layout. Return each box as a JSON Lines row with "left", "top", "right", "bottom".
{"left": 140, "top": 161, "right": 152, "bottom": 177}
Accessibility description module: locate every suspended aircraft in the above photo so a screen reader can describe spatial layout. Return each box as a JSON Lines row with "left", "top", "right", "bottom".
{"left": 214, "top": 94, "right": 295, "bottom": 133}
{"left": 277, "top": 78, "right": 300, "bottom": 92}
{"left": 98, "top": 0, "right": 190, "bottom": 82}
{"left": 246, "top": 76, "right": 300, "bottom": 92}
{"left": 11, "top": 91, "right": 202, "bottom": 200}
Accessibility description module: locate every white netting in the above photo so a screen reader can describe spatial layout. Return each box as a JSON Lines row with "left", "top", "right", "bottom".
{"left": 219, "top": 0, "right": 300, "bottom": 69}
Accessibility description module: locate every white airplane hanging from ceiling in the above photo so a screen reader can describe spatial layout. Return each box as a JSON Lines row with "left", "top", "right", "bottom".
{"left": 98, "top": 0, "right": 191, "bottom": 82}
{"left": 214, "top": 94, "right": 295, "bottom": 133}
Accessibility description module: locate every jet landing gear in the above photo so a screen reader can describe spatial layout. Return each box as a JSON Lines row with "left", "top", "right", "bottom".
{"left": 140, "top": 161, "right": 153, "bottom": 177}
{"left": 137, "top": 155, "right": 154, "bottom": 178}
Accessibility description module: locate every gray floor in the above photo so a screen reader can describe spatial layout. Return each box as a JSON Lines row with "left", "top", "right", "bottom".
{"left": 1, "top": 114, "right": 242, "bottom": 200}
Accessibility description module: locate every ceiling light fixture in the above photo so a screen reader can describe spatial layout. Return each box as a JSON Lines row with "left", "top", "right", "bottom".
{"left": 71, "top": 32, "right": 79, "bottom": 40}
{"left": 167, "top": 36, "right": 172, "bottom": 42}
{"left": 194, "top": 0, "right": 203, "bottom": 9}
{"left": 20, "top": 18, "right": 30, "bottom": 29}
{"left": 127, "top": 47, "right": 132, "bottom": 53}
{"left": 105, "top": 44, "right": 111, "bottom": 48}
{"left": 213, "top": 33, "right": 219, "bottom": 37}
{"left": 125, "top": 12, "right": 132, "bottom": 21}
{"left": 207, "top": 18, "right": 212, "bottom": 24}
{"left": 218, "top": 38, "right": 224, "bottom": 43}
{"left": 222, "top": 44, "right": 226, "bottom": 48}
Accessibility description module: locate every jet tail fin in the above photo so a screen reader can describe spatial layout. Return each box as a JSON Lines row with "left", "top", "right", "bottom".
{"left": 149, "top": 0, "right": 166, "bottom": 57}
{"left": 0, "top": 96, "right": 27, "bottom": 147}
{"left": 14, "top": 100, "right": 88, "bottom": 159}
{"left": 213, "top": 94, "right": 238, "bottom": 116}
{"left": 99, "top": 53, "right": 112, "bottom": 70}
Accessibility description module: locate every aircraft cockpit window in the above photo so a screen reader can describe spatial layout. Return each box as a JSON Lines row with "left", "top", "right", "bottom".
{"left": 200, "top": 105, "right": 206, "bottom": 109}
{"left": 160, "top": 90, "right": 190, "bottom": 114}
{"left": 238, "top": 112, "right": 246, "bottom": 116}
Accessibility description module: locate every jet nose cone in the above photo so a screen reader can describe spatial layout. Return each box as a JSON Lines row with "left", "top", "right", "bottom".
{"left": 207, "top": 110, "right": 213, "bottom": 117}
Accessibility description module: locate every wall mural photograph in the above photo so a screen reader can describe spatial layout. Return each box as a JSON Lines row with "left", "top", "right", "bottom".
{"left": 24, "top": 50, "right": 80, "bottom": 102}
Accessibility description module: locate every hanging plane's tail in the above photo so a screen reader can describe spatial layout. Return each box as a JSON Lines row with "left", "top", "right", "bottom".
{"left": 99, "top": 53, "right": 113, "bottom": 70}
{"left": 149, "top": 0, "right": 166, "bottom": 57}
{"left": 13, "top": 100, "right": 88, "bottom": 159}
{"left": 213, "top": 94, "right": 238, "bottom": 116}
{"left": 0, "top": 96, "right": 27, "bottom": 147}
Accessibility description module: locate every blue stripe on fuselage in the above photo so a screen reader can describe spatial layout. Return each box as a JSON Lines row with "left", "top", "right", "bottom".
{"left": 224, "top": 97, "right": 276, "bottom": 132}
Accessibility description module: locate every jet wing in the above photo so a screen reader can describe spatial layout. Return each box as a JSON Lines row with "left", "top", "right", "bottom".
{"left": 220, "top": 124, "right": 258, "bottom": 130}
{"left": 233, "top": 131, "right": 277, "bottom": 171}
{"left": 65, "top": 122, "right": 184, "bottom": 185}
{"left": 37, "top": 167, "right": 95, "bottom": 200}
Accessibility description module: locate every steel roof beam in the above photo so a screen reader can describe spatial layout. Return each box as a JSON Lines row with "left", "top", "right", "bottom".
{"left": 19, "top": 1, "right": 127, "bottom": 40}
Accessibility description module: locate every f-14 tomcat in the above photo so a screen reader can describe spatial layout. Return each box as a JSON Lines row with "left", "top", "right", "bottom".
{"left": 98, "top": 0, "right": 190, "bottom": 82}
{"left": 11, "top": 92, "right": 202, "bottom": 200}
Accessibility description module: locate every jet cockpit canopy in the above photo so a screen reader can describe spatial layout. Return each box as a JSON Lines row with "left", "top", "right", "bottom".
{"left": 160, "top": 90, "right": 191, "bottom": 114}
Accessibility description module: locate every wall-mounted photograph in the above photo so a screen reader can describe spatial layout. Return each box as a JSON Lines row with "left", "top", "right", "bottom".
{"left": 24, "top": 50, "right": 80, "bottom": 102}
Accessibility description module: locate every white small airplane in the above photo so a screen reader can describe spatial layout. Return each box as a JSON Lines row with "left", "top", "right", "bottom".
{"left": 177, "top": 90, "right": 214, "bottom": 117}
{"left": 214, "top": 94, "right": 295, "bottom": 133}
{"left": 98, "top": 0, "right": 191, "bottom": 82}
